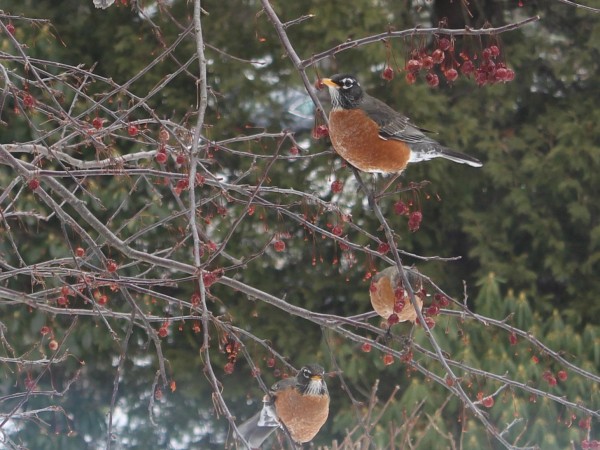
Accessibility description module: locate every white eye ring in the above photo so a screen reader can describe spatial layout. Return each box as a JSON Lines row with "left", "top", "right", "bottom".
{"left": 341, "top": 78, "right": 357, "bottom": 89}
{"left": 302, "top": 369, "right": 311, "bottom": 378}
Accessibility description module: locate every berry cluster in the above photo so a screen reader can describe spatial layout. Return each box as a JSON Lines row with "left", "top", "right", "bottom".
{"left": 394, "top": 199, "right": 423, "bottom": 232}
{"left": 222, "top": 334, "right": 241, "bottom": 374}
{"left": 389, "top": 37, "right": 515, "bottom": 87}
{"left": 459, "top": 45, "right": 515, "bottom": 86}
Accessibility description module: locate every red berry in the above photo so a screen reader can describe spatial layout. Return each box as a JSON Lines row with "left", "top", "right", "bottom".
{"left": 331, "top": 225, "right": 343, "bottom": 236}
{"left": 582, "top": 440, "right": 591, "bottom": 450}
{"left": 482, "top": 48, "right": 492, "bottom": 60}
{"left": 331, "top": 180, "right": 343, "bottom": 193}
{"left": 48, "top": 339, "right": 59, "bottom": 351}
{"left": 505, "top": 68, "right": 515, "bottom": 81}
{"left": 445, "top": 375, "right": 454, "bottom": 387}
{"left": 482, "top": 60, "right": 496, "bottom": 74}
{"left": 431, "top": 49, "right": 445, "bottom": 64}
{"left": 423, "top": 316, "right": 436, "bottom": 329}
{"left": 382, "top": 66, "right": 394, "bottom": 81}
{"left": 400, "top": 350, "right": 413, "bottom": 363}
{"left": 28, "top": 179, "right": 40, "bottom": 190}
{"left": 547, "top": 375, "right": 557, "bottom": 386}
{"left": 40, "top": 326, "right": 51, "bottom": 335}
{"left": 509, "top": 332, "right": 518, "bottom": 345}
{"left": 382, "top": 354, "right": 394, "bottom": 366}
{"left": 273, "top": 240, "right": 286, "bottom": 252}
{"left": 475, "top": 69, "right": 487, "bottom": 86}
{"left": 175, "top": 153, "right": 186, "bottom": 165}
{"left": 195, "top": 174, "right": 205, "bottom": 185}
{"left": 361, "top": 342, "right": 372, "bottom": 353}
{"left": 489, "top": 45, "right": 500, "bottom": 57}
{"left": 421, "top": 56, "right": 434, "bottom": 70}
{"left": 266, "top": 357, "right": 276, "bottom": 367}
{"left": 425, "top": 73, "right": 439, "bottom": 88}
{"left": 175, "top": 179, "right": 189, "bottom": 193}
{"left": 224, "top": 362, "right": 235, "bottom": 374}
{"left": 155, "top": 151, "right": 168, "bottom": 164}
{"left": 98, "top": 295, "right": 108, "bottom": 305}
{"left": 23, "top": 94, "right": 35, "bottom": 108}
{"left": 579, "top": 417, "right": 591, "bottom": 429}
{"left": 393, "top": 299, "right": 406, "bottom": 313}
{"left": 482, "top": 396, "right": 494, "bottom": 408}
{"left": 496, "top": 67, "right": 508, "bottom": 81}
{"left": 289, "top": 146, "right": 299, "bottom": 155}
{"left": 377, "top": 242, "right": 390, "bottom": 254}
{"left": 408, "top": 211, "right": 423, "bottom": 232}
{"left": 312, "top": 125, "right": 329, "bottom": 139}
{"left": 394, "top": 287, "right": 405, "bottom": 301}
{"left": 531, "top": 355, "right": 539, "bottom": 364}
{"left": 314, "top": 79, "right": 325, "bottom": 90}
{"left": 426, "top": 304, "right": 440, "bottom": 316}
{"left": 394, "top": 200, "right": 409, "bottom": 215}
{"left": 158, "top": 326, "right": 168, "bottom": 338}
{"left": 405, "top": 72, "right": 417, "bottom": 85}
{"left": 444, "top": 68, "right": 458, "bottom": 82}
{"left": 127, "top": 125, "right": 139, "bottom": 136}
{"left": 202, "top": 269, "right": 223, "bottom": 287}
{"left": 461, "top": 60, "right": 475, "bottom": 75}
{"left": 406, "top": 59, "right": 421, "bottom": 72}
{"left": 434, "top": 293, "right": 450, "bottom": 307}
{"left": 438, "top": 38, "right": 451, "bottom": 51}
{"left": 106, "top": 260, "right": 118, "bottom": 273}
{"left": 75, "top": 247, "right": 85, "bottom": 257}
{"left": 557, "top": 370, "right": 567, "bottom": 381}
{"left": 6, "top": 24, "right": 15, "bottom": 35}
{"left": 57, "top": 296, "right": 68, "bottom": 306}
{"left": 92, "top": 117, "right": 104, "bottom": 130}
{"left": 387, "top": 313, "right": 400, "bottom": 325}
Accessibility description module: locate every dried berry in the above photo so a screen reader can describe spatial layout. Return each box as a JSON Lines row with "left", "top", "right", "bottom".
{"left": 312, "top": 125, "right": 329, "bottom": 139}
{"left": 406, "top": 59, "right": 421, "bottom": 72}
{"left": 425, "top": 72, "right": 439, "bottom": 88}
{"left": 444, "top": 68, "right": 458, "bottom": 82}
{"left": 155, "top": 151, "right": 168, "bottom": 164}
{"left": 382, "top": 66, "right": 394, "bottom": 81}
{"left": 431, "top": 49, "right": 445, "bottom": 64}
{"left": 438, "top": 38, "right": 451, "bottom": 51}
{"left": 408, "top": 211, "right": 423, "bottom": 232}
{"left": 331, "top": 179, "right": 343, "bottom": 193}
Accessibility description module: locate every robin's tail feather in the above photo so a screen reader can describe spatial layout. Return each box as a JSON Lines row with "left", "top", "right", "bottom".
{"left": 438, "top": 147, "right": 482, "bottom": 167}
{"left": 237, "top": 404, "right": 279, "bottom": 449}
{"left": 409, "top": 143, "right": 482, "bottom": 167}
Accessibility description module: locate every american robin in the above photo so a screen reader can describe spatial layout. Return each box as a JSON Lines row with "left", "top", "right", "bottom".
{"left": 238, "top": 364, "right": 329, "bottom": 449}
{"left": 321, "top": 74, "right": 482, "bottom": 174}
{"left": 370, "top": 266, "right": 423, "bottom": 323}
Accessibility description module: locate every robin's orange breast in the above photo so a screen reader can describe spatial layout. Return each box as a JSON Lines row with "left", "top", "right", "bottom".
{"left": 329, "top": 109, "right": 411, "bottom": 173}
{"left": 274, "top": 386, "right": 330, "bottom": 443}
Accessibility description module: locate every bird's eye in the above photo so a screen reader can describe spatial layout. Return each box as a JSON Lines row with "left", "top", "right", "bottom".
{"left": 341, "top": 78, "right": 356, "bottom": 89}
{"left": 302, "top": 368, "right": 311, "bottom": 379}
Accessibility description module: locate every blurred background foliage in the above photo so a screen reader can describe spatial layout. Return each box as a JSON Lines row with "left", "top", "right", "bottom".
{"left": 1, "top": 0, "right": 599, "bottom": 449}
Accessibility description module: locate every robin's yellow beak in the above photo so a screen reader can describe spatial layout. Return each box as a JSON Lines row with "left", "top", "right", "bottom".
{"left": 321, "top": 78, "right": 339, "bottom": 89}
{"left": 311, "top": 374, "right": 323, "bottom": 381}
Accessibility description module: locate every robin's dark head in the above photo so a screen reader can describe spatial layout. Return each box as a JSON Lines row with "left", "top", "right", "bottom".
{"left": 322, "top": 74, "right": 363, "bottom": 109}
{"left": 296, "top": 364, "right": 328, "bottom": 396}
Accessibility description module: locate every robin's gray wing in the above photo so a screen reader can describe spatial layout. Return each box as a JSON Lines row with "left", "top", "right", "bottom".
{"left": 359, "top": 94, "right": 435, "bottom": 144}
